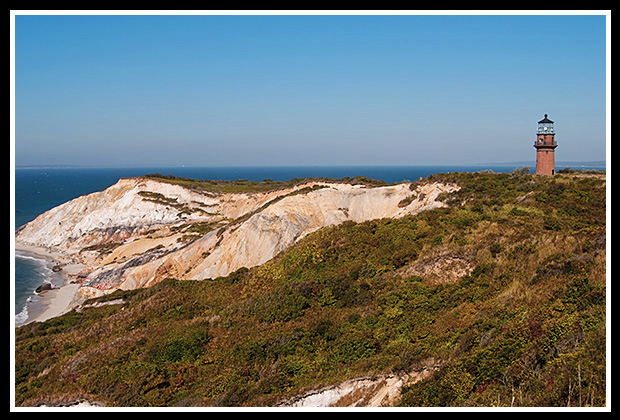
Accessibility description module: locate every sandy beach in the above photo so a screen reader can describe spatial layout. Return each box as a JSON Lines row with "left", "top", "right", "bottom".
{"left": 14, "top": 242, "right": 85, "bottom": 325}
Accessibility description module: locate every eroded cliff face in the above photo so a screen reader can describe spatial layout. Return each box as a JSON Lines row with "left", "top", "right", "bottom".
{"left": 15, "top": 177, "right": 459, "bottom": 299}
{"left": 16, "top": 177, "right": 284, "bottom": 252}
{"left": 277, "top": 358, "right": 442, "bottom": 407}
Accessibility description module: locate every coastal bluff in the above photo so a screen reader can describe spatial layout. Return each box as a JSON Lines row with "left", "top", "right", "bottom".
{"left": 15, "top": 176, "right": 459, "bottom": 302}
{"left": 14, "top": 171, "right": 606, "bottom": 407}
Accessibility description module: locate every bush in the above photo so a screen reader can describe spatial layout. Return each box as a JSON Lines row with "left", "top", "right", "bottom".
{"left": 489, "top": 243, "right": 502, "bottom": 257}
{"left": 255, "top": 287, "right": 309, "bottom": 323}
{"left": 147, "top": 322, "right": 212, "bottom": 363}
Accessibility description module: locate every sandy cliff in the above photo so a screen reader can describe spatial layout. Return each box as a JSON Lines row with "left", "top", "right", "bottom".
{"left": 15, "top": 177, "right": 459, "bottom": 301}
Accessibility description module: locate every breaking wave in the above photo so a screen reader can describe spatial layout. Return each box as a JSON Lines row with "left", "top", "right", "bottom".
{"left": 14, "top": 251, "right": 60, "bottom": 326}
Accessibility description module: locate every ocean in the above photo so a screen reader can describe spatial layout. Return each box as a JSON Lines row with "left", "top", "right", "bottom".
{"left": 12, "top": 164, "right": 528, "bottom": 325}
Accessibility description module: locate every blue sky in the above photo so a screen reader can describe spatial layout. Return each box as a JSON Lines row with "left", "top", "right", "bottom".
{"left": 13, "top": 13, "right": 607, "bottom": 167}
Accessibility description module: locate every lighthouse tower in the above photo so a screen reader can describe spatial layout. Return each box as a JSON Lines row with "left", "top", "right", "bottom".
{"left": 534, "top": 114, "right": 557, "bottom": 176}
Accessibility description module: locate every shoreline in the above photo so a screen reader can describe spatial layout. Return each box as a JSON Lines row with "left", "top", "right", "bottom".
{"left": 14, "top": 242, "right": 85, "bottom": 326}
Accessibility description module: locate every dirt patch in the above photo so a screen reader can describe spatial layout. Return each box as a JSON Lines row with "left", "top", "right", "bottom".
{"left": 402, "top": 253, "right": 474, "bottom": 284}
{"left": 98, "top": 232, "right": 183, "bottom": 266}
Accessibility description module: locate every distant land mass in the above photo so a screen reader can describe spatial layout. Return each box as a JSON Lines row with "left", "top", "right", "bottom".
{"left": 475, "top": 160, "right": 606, "bottom": 169}
{"left": 15, "top": 164, "right": 88, "bottom": 170}
{"left": 15, "top": 161, "right": 607, "bottom": 171}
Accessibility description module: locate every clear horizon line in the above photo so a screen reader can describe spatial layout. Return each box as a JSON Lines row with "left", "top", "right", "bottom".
{"left": 14, "top": 161, "right": 606, "bottom": 170}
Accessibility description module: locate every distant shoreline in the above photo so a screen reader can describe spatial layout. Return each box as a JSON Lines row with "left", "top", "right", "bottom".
{"left": 472, "top": 161, "right": 606, "bottom": 168}
{"left": 14, "top": 162, "right": 607, "bottom": 170}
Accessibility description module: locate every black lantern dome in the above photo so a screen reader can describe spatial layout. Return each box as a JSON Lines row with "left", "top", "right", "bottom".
{"left": 537, "top": 114, "right": 555, "bottom": 134}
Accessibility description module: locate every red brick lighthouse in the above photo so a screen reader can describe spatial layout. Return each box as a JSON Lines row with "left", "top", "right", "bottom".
{"left": 534, "top": 114, "right": 557, "bottom": 176}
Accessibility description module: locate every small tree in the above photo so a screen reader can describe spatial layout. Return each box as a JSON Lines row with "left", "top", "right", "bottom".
{"left": 511, "top": 167, "right": 531, "bottom": 177}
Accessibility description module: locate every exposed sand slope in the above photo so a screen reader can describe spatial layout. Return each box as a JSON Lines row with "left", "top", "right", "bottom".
{"left": 16, "top": 177, "right": 459, "bottom": 304}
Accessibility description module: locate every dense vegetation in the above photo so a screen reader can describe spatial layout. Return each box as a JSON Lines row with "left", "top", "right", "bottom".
{"left": 14, "top": 170, "right": 606, "bottom": 407}
{"left": 139, "top": 173, "right": 389, "bottom": 194}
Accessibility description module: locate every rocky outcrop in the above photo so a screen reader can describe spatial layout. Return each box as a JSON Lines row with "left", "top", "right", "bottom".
{"left": 16, "top": 177, "right": 459, "bottom": 298}
{"left": 35, "top": 283, "right": 54, "bottom": 293}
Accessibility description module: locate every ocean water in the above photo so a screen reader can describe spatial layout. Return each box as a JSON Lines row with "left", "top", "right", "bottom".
{"left": 13, "top": 165, "right": 522, "bottom": 324}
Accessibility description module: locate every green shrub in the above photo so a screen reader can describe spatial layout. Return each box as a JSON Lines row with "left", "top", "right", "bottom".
{"left": 147, "top": 322, "right": 212, "bottom": 363}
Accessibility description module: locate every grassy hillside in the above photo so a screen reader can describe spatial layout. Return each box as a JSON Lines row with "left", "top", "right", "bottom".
{"left": 14, "top": 171, "right": 606, "bottom": 407}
